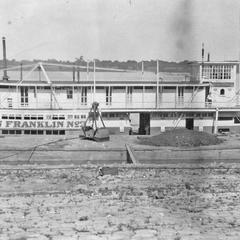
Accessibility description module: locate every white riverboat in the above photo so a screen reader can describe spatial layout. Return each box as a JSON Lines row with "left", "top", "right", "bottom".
{"left": 1, "top": 38, "right": 240, "bottom": 136}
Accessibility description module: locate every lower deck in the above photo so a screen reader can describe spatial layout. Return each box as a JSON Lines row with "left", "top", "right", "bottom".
{"left": 0, "top": 108, "right": 240, "bottom": 135}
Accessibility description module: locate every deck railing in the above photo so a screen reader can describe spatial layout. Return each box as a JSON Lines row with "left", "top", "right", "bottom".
{"left": 0, "top": 99, "right": 238, "bottom": 110}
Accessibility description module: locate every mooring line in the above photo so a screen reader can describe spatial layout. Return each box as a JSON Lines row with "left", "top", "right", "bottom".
{"left": 0, "top": 136, "right": 80, "bottom": 161}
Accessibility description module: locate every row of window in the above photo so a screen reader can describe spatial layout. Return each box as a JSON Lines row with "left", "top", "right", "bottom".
{"left": 17, "top": 85, "right": 227, "bottom": 108}
{"left": 19, "top": 86, "right": 89, "bottom": 106}
{"left": 1, "top": 114, "right": 86, "bottom": 120}
{"left": 202, "top": 65, "right": 233, "bottom": 80}
{"left": 2, "top": 130, "right": 66, "bottom": 135}
{"left": 152, "top": 112, "right": 214, "bottom": 118}
{"left": 102, "top": 113, "right": 128, "bottom": 119}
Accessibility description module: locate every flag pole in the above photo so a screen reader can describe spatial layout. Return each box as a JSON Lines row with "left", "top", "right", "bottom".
{"left": 156, "top": 59, "right": 159, "bottom": 108}
{"left": 93, "top": 59, "right": 96, "bottom": 102}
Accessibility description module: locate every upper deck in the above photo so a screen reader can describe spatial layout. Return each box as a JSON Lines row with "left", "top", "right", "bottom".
{"left": 0, "top": 61, "right": 239, "bottom": 110}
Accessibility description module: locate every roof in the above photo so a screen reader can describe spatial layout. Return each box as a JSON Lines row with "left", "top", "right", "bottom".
{"left": 0, "top": 70, "right": 193, "bottom": 84}
{"left": 191, "top": 61, "right": 239, "bottom": 65}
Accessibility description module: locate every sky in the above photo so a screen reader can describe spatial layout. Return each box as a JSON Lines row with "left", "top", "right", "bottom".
{"left": 0, "top": 0, "right": 240, "bottom": 62}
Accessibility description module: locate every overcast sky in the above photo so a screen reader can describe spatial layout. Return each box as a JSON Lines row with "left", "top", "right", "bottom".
{"left": 0, "top": 0, "right": 240, "bottom": 62}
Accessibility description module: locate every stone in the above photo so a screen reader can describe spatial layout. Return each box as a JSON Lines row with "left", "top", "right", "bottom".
{"left": 133, "top": 229, "right": 157, "bottom": 238}
{"left": 110, "top": 231, "right": 133, "bottom": 240}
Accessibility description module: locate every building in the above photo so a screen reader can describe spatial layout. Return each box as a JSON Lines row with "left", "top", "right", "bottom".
{"left": 0, "top": 60, "right": 240, "bottom": 136}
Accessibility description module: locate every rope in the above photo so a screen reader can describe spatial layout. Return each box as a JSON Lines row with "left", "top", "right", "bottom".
{"left": 0, "top": 63, "right": 36, "bottom": 71}
{"left": 0, "top": 136, "right": 80, "bottom": 161}
{"left": 41, "top": 62, "right": 130, "bottom": 72}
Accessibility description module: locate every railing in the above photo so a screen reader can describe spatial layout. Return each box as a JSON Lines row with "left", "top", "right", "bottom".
{"left": 0, "top": 99, "right": 239, "bottom": 110}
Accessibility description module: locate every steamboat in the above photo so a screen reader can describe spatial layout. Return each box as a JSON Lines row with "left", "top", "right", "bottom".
{"left": 1, "top": 37, "right": 240, "bottom": 136}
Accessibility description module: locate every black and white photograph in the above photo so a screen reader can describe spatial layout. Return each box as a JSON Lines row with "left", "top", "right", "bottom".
{"left": 0, "top": 0, "right": 240, "bottom": 239}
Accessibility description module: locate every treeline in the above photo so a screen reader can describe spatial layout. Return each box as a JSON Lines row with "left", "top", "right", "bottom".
{"left": 0, "top": 58, "right": 194, "bottom": 73}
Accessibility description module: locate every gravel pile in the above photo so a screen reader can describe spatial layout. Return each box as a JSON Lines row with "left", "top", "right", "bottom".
{"left": 138, "top": 128, "right": 223, "bottom": 147}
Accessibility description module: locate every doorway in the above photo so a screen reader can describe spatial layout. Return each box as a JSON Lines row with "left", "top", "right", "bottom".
{"left": 139, "top": 113, "right": 150, "bottom": 135}
{"left": 186, "top": 118, "right": 194, "bottom": 130}
{"left": 205, "top": 86, "right": 210, "bottom": 101}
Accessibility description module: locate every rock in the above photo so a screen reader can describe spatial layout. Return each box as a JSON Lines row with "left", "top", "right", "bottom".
{"left": 8, "top": 233, "right": 28, "bottom": 240}
{"left": 79, "top": 216, "right": 89, "bottom": 221}
{"left": 133, "top": 229, "right": 157, "bottom": 238}
{"left": 110, "top": 231, "right": 133, "bottom": 240}
{"left": 98, "top": 167, "right": 119, "bottom": 176}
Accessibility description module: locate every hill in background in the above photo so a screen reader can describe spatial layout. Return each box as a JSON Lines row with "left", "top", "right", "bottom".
{"left": 0, "top": 58, "right": 194, "bottom": 73}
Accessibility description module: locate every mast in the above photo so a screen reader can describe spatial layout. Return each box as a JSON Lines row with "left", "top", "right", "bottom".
{"left": 93, "top": 59, "right": 96, "bottom": 102}
{"left": 2, "top": 37, "right": 9, "bottom": 81}
{"left": 156, "top": 59, "right": 159, "bottom": 108}
{"left": 201, "top": 43, "right": 205, "bottom": 80}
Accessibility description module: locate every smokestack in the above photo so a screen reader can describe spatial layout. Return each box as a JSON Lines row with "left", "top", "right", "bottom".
{"left": 201, "top": 43, "right": 205, "bottom": 63}
{"left": 2, "top": 37, "right": 9, "bottom": 81}
{"left": 207, "top": 53, "right": 210, "bottom": 62}
{"left": 201, "top": 43, "right": 205, "bottom": 78}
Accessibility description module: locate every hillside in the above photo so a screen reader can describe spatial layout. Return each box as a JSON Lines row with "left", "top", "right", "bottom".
{"left": 0, "top": 58, "right": 194, "bottom": 73}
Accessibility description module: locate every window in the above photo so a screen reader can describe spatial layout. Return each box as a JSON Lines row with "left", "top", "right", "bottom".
{"left": 220, "top": 89, "right": 225, "bottom": 95}
{"left": 127, "top": 86, "right": 132, "bottom": 104}
{"left": 59, "top": 130, "right": 65, "bottom": 135}
{"left": 7, "top": 98, "right": 12, "bottom": 108}
{"left": 114, "top": 87, "right": 125, "bottom": 90}
{"left": 164, "top": 86, "right": 175, "bottom": 90}
{"left": 20, "top": 87, "right": 28, "bottom": 106}
{"left": 106, "top": 87, "right": 112, "bottom": 105}
{"left": 81, "top": 87, "right": 87, "bottom": 105}
{"left": 145, "top": 86, "right": 153, "bottom": 90}
{"left": 224, "top": 65, "right": 231, "bottom": 79}
{"left": 218, "top": 117, "right": 232, "bottom": 121}
{"left": 178, "top": 87, "right": 184, "bottom": 102}
{"left": 67, "top": 88, "right": 73, "bottom": 99}
{"left": 101, "top": 113, "right": 108, "bottom": 118}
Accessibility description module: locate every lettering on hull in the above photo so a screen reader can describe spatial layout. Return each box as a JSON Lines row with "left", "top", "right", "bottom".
{"left": 0, "top": 120, "right": 84, "bottom": 129}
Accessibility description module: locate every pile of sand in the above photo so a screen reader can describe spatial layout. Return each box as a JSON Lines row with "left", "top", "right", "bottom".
{"left": 138, "top": 129, "right": 223, "bottom": 147}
